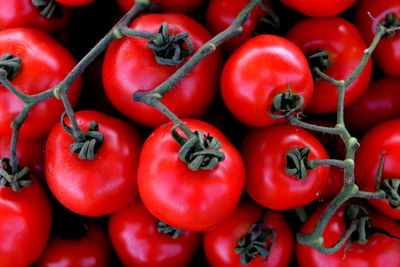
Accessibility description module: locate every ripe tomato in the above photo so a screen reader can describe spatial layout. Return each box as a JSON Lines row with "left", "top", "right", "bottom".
{"left": 103, "top": 13, "right": 222, "bottom": 128}
{"left": 36, "top": 223, "right": 110, "bottom": 267}
{"left": 0, "top": 28, "right": 81, "bottom": 139}
{"left": 280, "top": 0, "right": 356, "bottom": 17}
{"left": 0, "top": 0, "right": 73, "bottom": 35}
{"left": 221, "top": 34, "right": 313, "bottom": 127}
{"left": 55, "top": 0, "right": 96, "bottom": 6}
{"left": 138, "top": 119, "right": 245, "bottom": 232}
{"left": 345, "top": 77, "right": 400, "bottom": 134}
{"left": 115, "top": 0, "right": 204, "bottom": 13}
{"left": 109, "top": 198, "right": 201, "bottom": 267}
{"left": 0, "top": 177, "right": 52, "bottom": 267}
{"left": 355, "top": 119, "right": 400, "bottom": 220}
{"left": 355, "top": 0, "right": 400, "bottom": 77}
{"left": 241, "top": 123, "right": 329, "bottom": 210}
{"left": 46, "top": 110, "right": 142, "bottom": 217}
{"left": 287, "top": 16, "right": 372, "bottom": 114}
{"left": 296, "top": 201, "right": 400, "bottom": 266}
{"left": 204, "top": 201, "right": 294, "bottom": 267}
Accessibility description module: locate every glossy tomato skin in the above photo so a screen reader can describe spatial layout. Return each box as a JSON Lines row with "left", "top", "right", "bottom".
{"left": 287, "top": 17, "right": 372, "bottom": 114}
{"left": 109, "top": 198, "right": 201, "bottom": 267}
{"left": 138, "top": 119, "right": 245, "bottom": 232}
{"left": 355, "top": 0, "right": 400, "bottom": 77}
{"left": 55, "top": 0, "right": 96, "bottom": 6}
{"left": 345, "top": 77, "right": 400, "bottom": 133}
{"left": 204, "top": 201, "right": 294, "bottom": 267}
{"left": 206, "top": 0, "right": 272, "bottom": 53}
{"left": 221, "top": 34, "right": 313, "bottom": 127}
{"left": 0, "top": 177, "right": 52, "bottom": 267}
{"left": 280, "top": 0, "right": 356, "bottom": 17}
{"left": 0, "top": 0, "right": 73, "bottom": 35}
{"left": 241, "top": 123, "right": 329, "bottom": 210}
{"left": 103, "top": 13, "right": 222, "bottom": 128}
{"left": 36, "top": 223, "right": 110, "bottom": 267}
{"left": 355, "top": 119, "right": 400, "bottom": 220}
{"left": 46, "top": 110, "right": 142, "bottom": 217}
{"left": 0, "top": 28, "right": 81, "bottom": 139}
{"left": 116, "top": 0, "right": 204, "bottom": 13}
{"left": 296, "top": 202, "right": 400, "bottom": 266}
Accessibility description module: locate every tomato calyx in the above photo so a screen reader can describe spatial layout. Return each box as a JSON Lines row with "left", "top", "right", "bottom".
{"left": 380, "top": 13, "right": 400, "bottom": 38}
{"left": 379, "top": 178, "right": 400, "bottom": 209}
{"left": 286, "top": 147, "right": 313, "bottom": 180}
{"left": 147, "top": 22, "right": 194, "bottom": 66}
{"left": 32, "top": 0, "right": 63, "bottom": 19}
{"left": 0, "top": 53, "right": 22, "bottom": 81}
{"left": 308, "top": 50, "right": 329, "bottom": 81}
{"left": 234, "top": 212, "right": 276, "bottom": 266}
{"left": 270, "top": 89, "right": 304, "bottom": 119}
{"left": 0, "top": 158, "right": 31, "bottom": 191}
{"left": 171, "top": 124, "right": 225, "bottom": 171}
{"left": 157, "top": 220, "right": 185, "bottom": 239}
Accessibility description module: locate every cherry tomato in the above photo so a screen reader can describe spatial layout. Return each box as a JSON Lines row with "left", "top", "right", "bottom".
{"left": 103, "top": 13, "right": 222, "bottom": 128}
{"left": 296, "top": 201, "right": 400, "bottom": 266}
{"left": 138, "top": 119, "right": 245, "bottom": 232}
{"left": 0, "top": 177, "right": 52, "bottom": 267}
{"left": 116, "top": 0, "right": 204, "bottom": 13}
{"left": 0, "top": 28, "right": 81, "bottom": 139}
{"left": 241, "top": 123, "right": 329, "bottom": 210}
{"left": 280, "top": 0, "right": 356, "bottom": 17}
{"left": 204, "top": 201, "right": 294, "bottom": 267}
{"left": 287, "top": 16, "right": 372, "bottom": 114}
{"left": 355, "top": 119, "right": 400, "bottom": 220}
{"left": 46, "top": 110, "right": 142, "bottom": 217}
{"left": 109, "top": 198, "right": 201, "bottom": 267}
{"left": 0, "top": 0, "right": 73, "bottom": 35}
{"left": 355, "top": 0, "right": 400, "bottom": 77}
{"left": 221, "top": 34, "right": 313, "bottom": 127}
{"left": 36, "top": 223, "right": 110, "bottom": 267}
{"left": 55, "top": 0, "right": 96, "bottom": 7}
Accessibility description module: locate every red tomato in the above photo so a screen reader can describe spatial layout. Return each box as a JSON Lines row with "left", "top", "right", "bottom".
{"left": 280, "top": 0, "right": 356, "bottom": 17}
{"left": 287, "top": 16, "right": 372, "bottom": 114}
{"left": 0, "top": 0, "right": 73, "bottom": 35}
{"left": 0, "top": 177, "right": 52, "bottom": 267}
{"left": 241, "top": 123, "right": 329, "bottom": 210}
{"left": 36, "top": 222, "right": 110, "bottom": 267}
{"left": 138, "top": 119, "right": 245, "bottom": 232}
{"left": 116, "top": 0, "right": 204, "bottom": 13}
{"left": 355, "top": 119, "right": 400, "bottom": 220}
{"left": 206, "top": 0, "right": 273, "bottom": 53}
{"left": 221, "top": 34, "right": 313, "bottom": 127}
{"left": 355, "top": 0, "right": 400, "bottom": 77}
{"left": 204, "top": 201, "right": 294, "bottom": 267}
{"left": 109, "top": 198, "right": 201, "bottom": 267}
{"left": 103, "top": 13, "right": 222, "bottom": 128}
{"left": 45, "top": 110, "right": 142, "bottom": 217}
{"left": 345, "top": 77, "right": 400, "bottom": 133}
{"left": 296, "top": 202, "right": 400, "bottom": 266}
{"left": 55, "top": 0, "right": 96, "bottom": 6}
{"left": 0, "top": 28, "right": 81, "bottom": 139}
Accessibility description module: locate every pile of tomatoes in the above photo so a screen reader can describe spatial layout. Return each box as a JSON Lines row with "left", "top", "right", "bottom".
{"left": 0, "top": 0, "right": 400, "bottom": 266}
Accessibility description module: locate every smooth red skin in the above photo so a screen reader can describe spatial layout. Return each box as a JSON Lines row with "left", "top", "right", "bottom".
{"left": 138, "top": 119, "right": 245, "bottom": 232}
{"left": 46, "top": 110, "right": 142, "bottom": 217}
{"left": 109, "top": 198, "right": 201, "bottom": 267}
{"left": 241, "top": 123, "right": 329, "bottom": 210}
{"left": 55, "top": 0, "right": 96, "bottom": 7}
{"left": 103, "top": 13, "right": 222, "bottom": 128}
{"left": 0, "top": 136, "right": 45, "bottom": 179}
{"left": 318, "top": 166, "right": 344, "bottom": 201}
{"left": 355, "top": 119, "right": 400, "bottom": 220}
{"left": 116, "top": 0, "right": 204, "bottom": 13}
{"left": 355, "top": 0, "right": 400, "bottom": 77}
{"left": 296, "top": 202, "right": 400, "bottom": 267}
{"left": 345, "top": 77, "right": 400, "bottom": 133}
{"left": 0, "top": 177, "right": 52, "bottom": 267}
{"left": 36, "top": 223, "right": 110, "bottom": 267}
{"left": 204, "top": 201, "right": 294, "bottom": 267}
{"left": 287, "top": 17, "right": 372, "bottom": 114}
{"left": 221, "top": 34, "right": 313, "bottom": 127}
{"left": 206, "top": 0, "right": 272, "bottom": 54}
{"left": 280, "top": 0, "right": 356, "bottom": 17}
{"left": 0, "top": 0, "right": 73, "bottom": 35}
{"left": 0, "top": 28, "right": 81, "bottom": 139}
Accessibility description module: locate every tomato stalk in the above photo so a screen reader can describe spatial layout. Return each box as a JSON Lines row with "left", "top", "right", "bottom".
{"left": 32, "top": 0, "right": 62, "bottom": 19}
